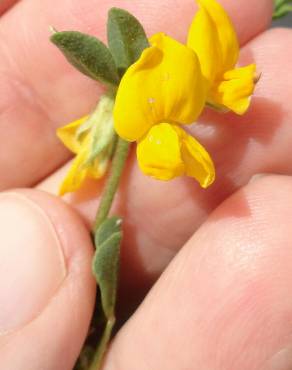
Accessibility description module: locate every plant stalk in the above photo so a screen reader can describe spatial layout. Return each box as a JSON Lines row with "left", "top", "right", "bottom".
{"left": 94, "top": 136, "right": 130, "bottom": 233}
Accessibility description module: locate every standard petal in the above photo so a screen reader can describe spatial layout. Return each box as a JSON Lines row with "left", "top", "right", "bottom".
{"left": 174, "top": 125, "right": 215, "bottom": 188}
{"left": 199, "top": 0, "right": 239, "bottom": 71}
{"left": 114, "top": 33, "right": 207, "bottom": 142}
{"left": 136, "top": 123, "right": 185, "bottom": 181}
{"left": 187, "top": 2, "right": 222, "bottom": 83}
{"left": 57, "top": 115, "right": 89, "bottom": 154}
{"left": 209, "top": 64, "right": 257, "bottom": 115}
{"left": 188, "top": 0, "right": 239, "bottom": 80}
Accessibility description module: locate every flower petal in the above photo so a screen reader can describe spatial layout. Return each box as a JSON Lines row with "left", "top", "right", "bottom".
{"left": 59, "top": 138, "right": 90, "bottom": 195}
{"left": 114, "top": 33, "right": 207, "bottom": 142}
{"left": 137, "top": 123, "right": 215, "bottom": 187}
{"left": 59, "top": 135, "right": 107, "bottom": 195}
{"left": 137, "top": 123, "right": 185, "bottom": 180}
{"left": 188, "top": 0, "right": 239, "bottom": 80}
{"left": 209, "top": 64, "right": 257, "bottom": 115}
{"left": 187, "top": 2, "right": 222, "bottom": 83}
{"left": 57, "top": 115, "right": 89, "bottom": 154}
{"left": 175, "top": 126, "right": 215, "bottom": 188}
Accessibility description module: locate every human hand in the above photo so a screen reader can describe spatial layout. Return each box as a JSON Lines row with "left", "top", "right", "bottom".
{"left": 1, "top": 0, "right": 292, "bottom": 369}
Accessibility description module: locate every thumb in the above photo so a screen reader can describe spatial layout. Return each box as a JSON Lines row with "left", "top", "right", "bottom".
{"left": 0, "top": 190, "right": 96, "bottom": 370}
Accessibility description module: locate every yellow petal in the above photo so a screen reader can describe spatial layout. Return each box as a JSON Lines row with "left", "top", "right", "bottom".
{"left": 114, "top": 33, "right": 207, "bottom": 142}
{"left": 187, "top": 2, "right": 222, "bottom": 83}
{"left": 209, "top": 64, "right": 257, "bottom": 115}
{"left": 137, "top": 123, "right": 215, "bottom": 187}
{"left": 88, "top": 157, "right": 109, "bottom": 178}
{"left": 59, "top": 142, "right": 89, "bottom": 195}
{"left": 137, "top": 123, "right": 185, "bottom": 180}
{"left": 174, "top": 126, "right": 215, "bottom": 188}
{"left": 59, "top": 135, "right": 106, "bottom": 195}
{"left": 57, "top": 115, "right": 89, "bottom": 154}
{"left": 87, "top": 143, "right": 112, "bottom": 179}
{"left": 188, "top": 0, "right": 239, "bottom": 81}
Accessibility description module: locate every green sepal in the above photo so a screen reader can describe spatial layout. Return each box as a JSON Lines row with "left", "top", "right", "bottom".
{"left": 107, "top": 7, "right": 149, "bottom": 75}
{"left": 85, "top": 95, "right": 116, "bottom": 165}
{"left": 71, "top": 94, "right": 116, "bottom": 175}
{"left": 92, "top": 217, "right": 122, "bottom": 320}
{"left": 51, "top": 31, "right": 119, "bottom": 86}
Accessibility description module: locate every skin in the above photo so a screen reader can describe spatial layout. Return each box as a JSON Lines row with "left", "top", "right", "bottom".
{"left": 1, "top": 0, "right": 292, "bottom": 369}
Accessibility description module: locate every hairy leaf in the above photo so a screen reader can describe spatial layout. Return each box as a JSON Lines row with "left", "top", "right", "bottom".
{"left": 92, "top": 217, "right": 122, "bottom": 319}
{"left": 107, "top": 8, "right": 149, "bottom": 74}
{"left": 51, "top": 31, "right": 119, "bottom": 85}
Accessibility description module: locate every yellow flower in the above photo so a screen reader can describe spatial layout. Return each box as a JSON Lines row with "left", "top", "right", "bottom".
{"left": 114, "top": 33, "right": 215, "bottom": 187}
{"left": 187, "top": 0, "right": 257, "bottom": 115}
{"left": 57, "top": 95, "right": 116, "bottom": 195}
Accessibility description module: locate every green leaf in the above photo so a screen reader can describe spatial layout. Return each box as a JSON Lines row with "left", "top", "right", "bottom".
{"left": 51, "top": 31, "right": 119, "bottom": 85}
{"left": 92, "top": 217, "right": 122, "bottom": 319}
{"left": 273, "top": 0, "right": 292, "bottom": 19}
{"left": 89, "top": 217, "right": 122, "bottom": 370}
{"left": 107, "top": 7, "right": 149, "bottom": 74}
{"left": 274, "top": 4, "right": 292, "bottom": 18}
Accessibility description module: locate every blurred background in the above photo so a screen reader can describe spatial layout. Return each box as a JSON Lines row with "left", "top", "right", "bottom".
{"left": 273, "top": 12, "right": 292, "bottom": 26}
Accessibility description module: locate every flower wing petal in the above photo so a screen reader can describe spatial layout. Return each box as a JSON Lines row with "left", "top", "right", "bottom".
{"left": 137, "top": 123, "right": 215, "bottom": 186}
{"left": 137, "top": 123, "right": 185, "bottom": 180}
{"left": 209, "top": 64, "right": 257, "bottom": 115}
{"left": 114, "top": 33, "right": 207, "bottom": 142}
{"left": 57, "top": 115, "right": 89, "bottom": 154}
{"left": 175, "top": 126, "right": 215, "bottom": 188}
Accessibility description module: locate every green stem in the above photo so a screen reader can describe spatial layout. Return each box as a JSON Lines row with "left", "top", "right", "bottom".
{"left": 94, "top": 136, "right": 130, "bottom": 232}
{"left": 88, "top": 318, "right": 115, "bottom": 370}
{"left": 89, "top": 137, "right": 129, "bottom": 370}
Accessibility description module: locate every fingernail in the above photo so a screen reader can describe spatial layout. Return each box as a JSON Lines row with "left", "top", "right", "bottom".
{"left": 0, "top": 193, "right": 66, "bottom": 334}
{"left": 264, "top": 346, "right": 292, "bottom": 370}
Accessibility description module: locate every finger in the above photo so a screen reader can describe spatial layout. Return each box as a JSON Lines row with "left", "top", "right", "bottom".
{"left": 39, "top": 28, "right": 292, "bottom": 292}
{"left": 0, "top": 0, "right": 18, "bottom": 15}
{"left": 0, "top": 190, "right": 96, "bottom": 370}
{"left": 103, "top": 175, "right": 292, "bottom": 370}
{"left": 0, "top": 0, "right": 273, "bottom": 189}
